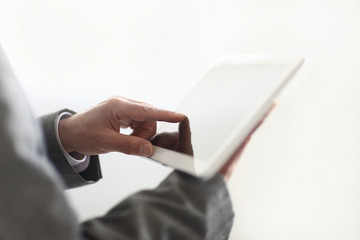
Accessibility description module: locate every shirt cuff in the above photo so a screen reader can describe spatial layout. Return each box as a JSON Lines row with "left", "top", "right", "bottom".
{"left": 55, "top": 112, "right": 90, "bottom": 173}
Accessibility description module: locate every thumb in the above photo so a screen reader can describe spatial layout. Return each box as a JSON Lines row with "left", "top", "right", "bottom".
{"left": 110, "top": 134, "right": 153, "bottom": 157}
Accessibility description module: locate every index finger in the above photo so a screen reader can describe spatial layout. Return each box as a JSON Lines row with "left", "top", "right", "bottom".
{"left": 125, "top": 102, "right": 186, "bottom": 123}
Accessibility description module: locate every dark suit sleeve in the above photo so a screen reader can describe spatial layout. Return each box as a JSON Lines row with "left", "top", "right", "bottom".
{"left": 39, "top": 109, "right": 102, "bottom": 189}
{"left": 81, "top": 171, "right": 234, "bottom": 240}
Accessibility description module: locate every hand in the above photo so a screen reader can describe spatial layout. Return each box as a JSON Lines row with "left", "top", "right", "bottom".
{"left": 58, "top": 96, "right": 185, "bottom": 157}
{"left": 220, "top": 103, "right": 277, "bottom": 181}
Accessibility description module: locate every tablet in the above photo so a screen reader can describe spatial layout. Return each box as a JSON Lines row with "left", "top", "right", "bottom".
{"left": 149, "top": 55, "right": 304, "bottom": 179}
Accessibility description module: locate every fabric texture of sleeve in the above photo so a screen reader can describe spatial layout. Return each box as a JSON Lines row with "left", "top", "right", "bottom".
{"left": 40, "top": 109, "right": 102, "bottom": 189}
{"left": 81, "top": 171, "right": 234, "bottom": 240}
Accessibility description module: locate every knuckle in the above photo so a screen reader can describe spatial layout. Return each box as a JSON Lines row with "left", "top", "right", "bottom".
{"left": 131, "top": 104, "right": 154, "bottom": 119}
{"left": 105, "top": 96, "right": 128, "bottom": 113}
{"left": 142, "top": 104, "right": 153, "bottom": 113}
{"left": 106, "top": 96, "right": 121, "bottom": 107}
{"left": 122, "top": 139, "right": 132, "bottom": 155}
{"left": 149, "top": 122, "right": 157, "bottom": 135}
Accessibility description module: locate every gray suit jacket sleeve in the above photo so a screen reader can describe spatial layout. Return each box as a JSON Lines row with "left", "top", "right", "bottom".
{"left": 0, "top": 44, "right": 234, "bottom": 240}
{"left": 81, "top": 171, "right": 234, "bottom": 240}
{"left": 39, "top": 110, "right": 102, "bottom": 189}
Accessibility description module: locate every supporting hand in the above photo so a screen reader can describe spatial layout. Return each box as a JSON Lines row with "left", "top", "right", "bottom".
{"left": 220, "top": 103, "right": 277, "bottom": 181}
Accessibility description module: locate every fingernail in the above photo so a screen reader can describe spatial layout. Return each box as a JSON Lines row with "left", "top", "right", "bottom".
{"left": 140, "top": 143, "right": 153, "bottom": 157}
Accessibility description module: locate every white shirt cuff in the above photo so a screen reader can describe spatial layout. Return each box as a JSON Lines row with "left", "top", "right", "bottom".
{"left": 55, "top": 112, "right": 90, "bottom": 173}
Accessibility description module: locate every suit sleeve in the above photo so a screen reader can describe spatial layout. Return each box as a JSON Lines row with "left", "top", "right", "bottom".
{"left": 81, "top": 171, "right": 234, "bottom": 240}
{"left": 39, "top": 110, "right": 102, "bottom": 189}
{"left": 0, "top": 44, "right": 81, "bottom": 240}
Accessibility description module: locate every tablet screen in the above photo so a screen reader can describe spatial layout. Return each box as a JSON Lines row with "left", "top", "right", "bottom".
{"left": 150, "top": 63, "right": 296, "bottom": 175}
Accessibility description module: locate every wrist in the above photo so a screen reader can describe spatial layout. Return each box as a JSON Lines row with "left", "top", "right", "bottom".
{"left": 58, "top": 115, "right": 74, "bottom": 153}
{"left": 59, "top": 116, "right": 87, "bottom": 160}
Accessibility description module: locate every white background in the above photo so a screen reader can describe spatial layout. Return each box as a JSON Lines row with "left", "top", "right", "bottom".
{"left": 1, "top": 1, "right": 360, "bottom": 239}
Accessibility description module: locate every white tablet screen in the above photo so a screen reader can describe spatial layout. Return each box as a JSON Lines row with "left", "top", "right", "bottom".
{"left": 150, "top": 63, "right": 295, "bottom": 175}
